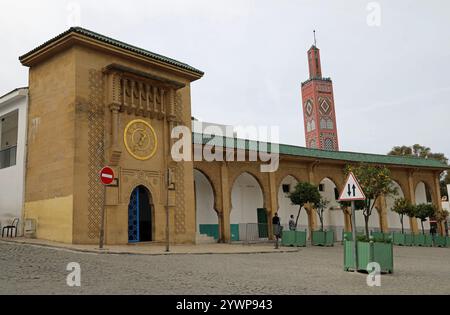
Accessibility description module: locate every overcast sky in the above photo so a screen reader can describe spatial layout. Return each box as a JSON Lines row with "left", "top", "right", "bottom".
{"left": 1, "top": 0, "right": 449, "bottom": 158}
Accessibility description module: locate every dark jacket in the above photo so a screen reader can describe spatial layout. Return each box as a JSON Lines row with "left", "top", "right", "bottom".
{"left": 272, "top": 216, "right": 280, "bottom": 225}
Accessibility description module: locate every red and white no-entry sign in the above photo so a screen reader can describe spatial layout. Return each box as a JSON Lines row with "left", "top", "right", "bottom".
{"left": 100, "top": 167, "right": 115, "bottom": 185}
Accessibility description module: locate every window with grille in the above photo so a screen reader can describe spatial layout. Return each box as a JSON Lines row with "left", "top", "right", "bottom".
{"left": 324, "top": 138, "right": 334, "bottom": 151}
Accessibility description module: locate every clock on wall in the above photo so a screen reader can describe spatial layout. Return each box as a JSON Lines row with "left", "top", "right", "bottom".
{"left": 124, "top": 119, "right": 158, "bottom": 161}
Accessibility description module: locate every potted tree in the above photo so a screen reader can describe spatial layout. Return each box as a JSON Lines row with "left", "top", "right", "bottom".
{"left": 434, "top": 210, "right": 450, "bottom": 247}
{"left": 391, "top": 198, "right": 414, "bottom": 246}
{"left": 312, "top": 197, "right": 334, "bottom": 246}
{"left": 412, "top": 204, "right": 435, "bottom": 247}
{"left": 287, "top": 182, "right": 321, "bottom": 247}
{"left": 343, "top": 164, "right": 396, "bottom": 274}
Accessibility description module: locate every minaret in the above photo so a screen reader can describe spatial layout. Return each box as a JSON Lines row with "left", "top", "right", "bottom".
{"left": 301, "top": 32, "right": 339, "bottom": 151}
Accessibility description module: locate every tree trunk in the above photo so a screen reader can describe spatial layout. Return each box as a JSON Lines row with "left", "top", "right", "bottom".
{"left": 364, "top": 215, "right": 370, "bottom": 238}
{"left": 400, "top": 215, "right": 404, "bottom": 234}
{"left": 320, "top": 213, "right": 324, "bottom": 232}
{"left": 317, "top": 209, "right": 324, "bottom": 232}
{"left": 295, "top": 206, "right": 302, "bottom": 228}
{"left": 421, "top": 220, "right": 425, "bottom": 235}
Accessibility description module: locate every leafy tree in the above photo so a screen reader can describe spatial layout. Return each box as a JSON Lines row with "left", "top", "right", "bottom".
{"left": 391, "top": 198, "right": 414, "bottom": 234}
{"left": 315, "top": 198, "right": 329, "bottom": 232}
{"left": 413, "top": 204, "right": 436, "bottom": 235}
{"left": 435, "top": 210, "right": 449, "bottom": 224}
{"left": 345, "top": 164, "right": 397, "bottom": 238}
{"left": 388, "top": 144, "right": 449, "bottom": 198}
{"left": 388, "top": 146, "right": 413, "bottom": 156}
{"left": 289, "top": 182, "right": 321, "bottom": 229}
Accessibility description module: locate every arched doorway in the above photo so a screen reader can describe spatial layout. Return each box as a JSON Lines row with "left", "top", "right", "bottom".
{"left": 194, "top": 169, "right": 219, "bottom": 241}
{"left": 128, "top": 185, "right": 154, "bottom": 243}
{"left": 318, "top": 178, "right": 344, "bottom": 240}
{"left": 278, "top": 175, "right": 308, "bottom": 232}
{"left": 231, "top": 172, "right": 265, "bottom": 242}
{"left": 415, "top": 181, "right": 432, "bottom": 233}
{"left": 386, "top": 181, "right": 409, "bottom": 233}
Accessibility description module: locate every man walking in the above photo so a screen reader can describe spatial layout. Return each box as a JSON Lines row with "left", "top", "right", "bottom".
{"left": 272, "top": 213, "right": 281, "bottom": 249}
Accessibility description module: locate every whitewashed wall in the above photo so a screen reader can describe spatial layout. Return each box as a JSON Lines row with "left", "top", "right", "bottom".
{"left": 277, "top": 176, "right": 308, "bottom": 233}
{"left": 385, "top": 181, "right": 410, "bottom": 232}
{"left": 194, "top": 170, "right": 217, "bottom": 228}
{"left": 0, "top": 88, "right": 28, "bottom": 234}
{"left": 230, "top": 172, "right": 263, "bottom": 224}
{"left": 415, "top": 182, "right": 431, "bottom": 232}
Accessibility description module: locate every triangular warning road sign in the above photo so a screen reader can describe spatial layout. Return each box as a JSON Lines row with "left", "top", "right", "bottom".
{"left": 338, "top": 172, "right": 366, "bottom": 201}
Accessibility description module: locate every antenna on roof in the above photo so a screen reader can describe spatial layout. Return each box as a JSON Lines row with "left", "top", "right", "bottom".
{"left": 313, "top": 30, "right": 317, "bottom": 47}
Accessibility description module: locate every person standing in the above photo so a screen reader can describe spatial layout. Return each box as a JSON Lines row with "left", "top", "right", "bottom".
{"left": 272, "top": 213, "right": 281, "bottom": 249}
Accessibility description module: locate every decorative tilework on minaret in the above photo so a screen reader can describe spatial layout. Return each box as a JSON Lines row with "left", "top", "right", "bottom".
{"left": 301, "top": 40, "right": 339, "bottom": 151}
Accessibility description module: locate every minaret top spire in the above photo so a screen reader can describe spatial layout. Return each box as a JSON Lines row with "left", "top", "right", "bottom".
{"left": 313, "top": 30, "right": 317, "bottom": 47}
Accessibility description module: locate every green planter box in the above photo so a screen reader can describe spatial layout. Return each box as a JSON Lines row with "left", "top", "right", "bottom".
{"left": 281, "top": 231, "right": 296, "bottom": 247}
{"left": 344, "top": 241, "right": 394, "bottom": 274}
{"left": 414, "top": 234, "right": 433, "bottom": 247}
{"left": 404, "top": 234, "right": 414, "bottom": 246}
{"left": 392, "top": 233, "right": 414, "bottom": 246}
{"left": 312, "top": 230, "right": 334, "bottom": 247}
{"left": 434, "top": 235, "right": 450, "bottom": 248}
{"left": 294, "top": 231, "right": 307, "bottom": 247}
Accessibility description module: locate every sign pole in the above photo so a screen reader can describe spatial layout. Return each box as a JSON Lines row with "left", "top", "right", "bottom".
{"left": 339, "top": 172, "right": 365, "bottom": 272}
{"left": 98, "top": 166, "right": 115, "bottom": 250}
{"left": 166, "top": 168, "right": 170, "bottom": 253}
{"left": 351, "top": 200, "right": 358, "bottom": 271}
{"left": 99, "top": 185, "right": 106, "bottom": 250}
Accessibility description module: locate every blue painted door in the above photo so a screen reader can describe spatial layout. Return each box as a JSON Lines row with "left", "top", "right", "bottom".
{"left": 128, "top": 186, "right": 153, "bottom": 243}
{"left": 128, "top": 187, "right": 140, "bottom": 243}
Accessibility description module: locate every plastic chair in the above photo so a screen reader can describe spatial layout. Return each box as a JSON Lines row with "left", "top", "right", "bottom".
{"left": 2, "top": 218, "right": 19, "bottom": 238}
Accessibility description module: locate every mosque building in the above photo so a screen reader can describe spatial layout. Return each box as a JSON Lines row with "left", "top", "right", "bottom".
{"left": 0, "top": 27, "right": 447, "bottom": 245}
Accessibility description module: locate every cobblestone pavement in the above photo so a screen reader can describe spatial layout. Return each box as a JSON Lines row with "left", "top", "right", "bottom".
{"left": 1, "top": 241, "right": 449, "bottom": 295}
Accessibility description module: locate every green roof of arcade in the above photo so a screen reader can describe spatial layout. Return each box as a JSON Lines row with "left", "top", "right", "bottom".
{"left": 193, "top": 133, "right": 448, "bottom": 170}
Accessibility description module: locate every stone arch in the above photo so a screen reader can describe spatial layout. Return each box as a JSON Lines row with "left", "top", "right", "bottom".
{"left": 127, "top": 184, "right": 155, "bottom": 243}
{"left": 317, "top": 177, "right": 345, "bottom": 240}
{"left": 275, "top": 172, "right": 302, "bottom": 191}
{"left": 415, "top": 180, "right": 433, "bottom": 204}
{"left": 230, "top": 171, "right": 266, "bottom": 241}
{"left": 193, "top": 164, "right": 222, "bottom": 213}
{"left": 385, "top": 180, "right": 410, "bottom": 233}
{"left": 123, "top": 180, "right": 157, "bottom": 206}
{"left": 229, "top": 167, "right": 270, "bottom": 211}
{"left": 194, "top": 167, "right": 220, "bottom": 214}
{"left": 414, "top": 180, "right": 433, "bottom": 233}
{"left": 277, "top": 175, "right": 309, "bottom": 232}
{"left": 194, "top": 169, "right": 220, "bottom": 241}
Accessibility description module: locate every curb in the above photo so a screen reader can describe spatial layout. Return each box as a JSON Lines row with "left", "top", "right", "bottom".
{"left": 0, "top": 239, "right": 301, "bottom": 257}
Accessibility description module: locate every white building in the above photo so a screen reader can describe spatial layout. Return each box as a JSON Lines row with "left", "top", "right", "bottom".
{"left": 0, "top": 88, "right": 28, "bottom": 235}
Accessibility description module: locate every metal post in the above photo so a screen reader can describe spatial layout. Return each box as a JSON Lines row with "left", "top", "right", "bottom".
{"left": 351, "top": 201, "right": 358, "bottom": 271}
{"left": 99, "top": 185, "right": 106, "bottom": 250}
{"left": 165, "top": 169, "right": 170, "bottom": 253}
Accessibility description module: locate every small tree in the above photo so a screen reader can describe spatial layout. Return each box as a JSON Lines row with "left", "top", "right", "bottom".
{"left": 316, "top": 198, "right": 330, "bottom": 232}
{"left": 391, "top": 198, "right": 414, "bottom": 234}
{"left": 413, "top": 204, "right": 436, "bottom": 235}
{"left": 289, "top": 182, "right": 321, "bottom": 229}
{"left": 345, "top": 164, "right": 397, "bottom": 238}
{"left": 435, "top": 210, "right": 449, "bottom": 236}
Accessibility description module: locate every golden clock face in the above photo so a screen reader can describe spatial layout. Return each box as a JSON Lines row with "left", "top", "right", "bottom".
{"left": 124, "top": 119, "right": 158, "bottom": 161}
